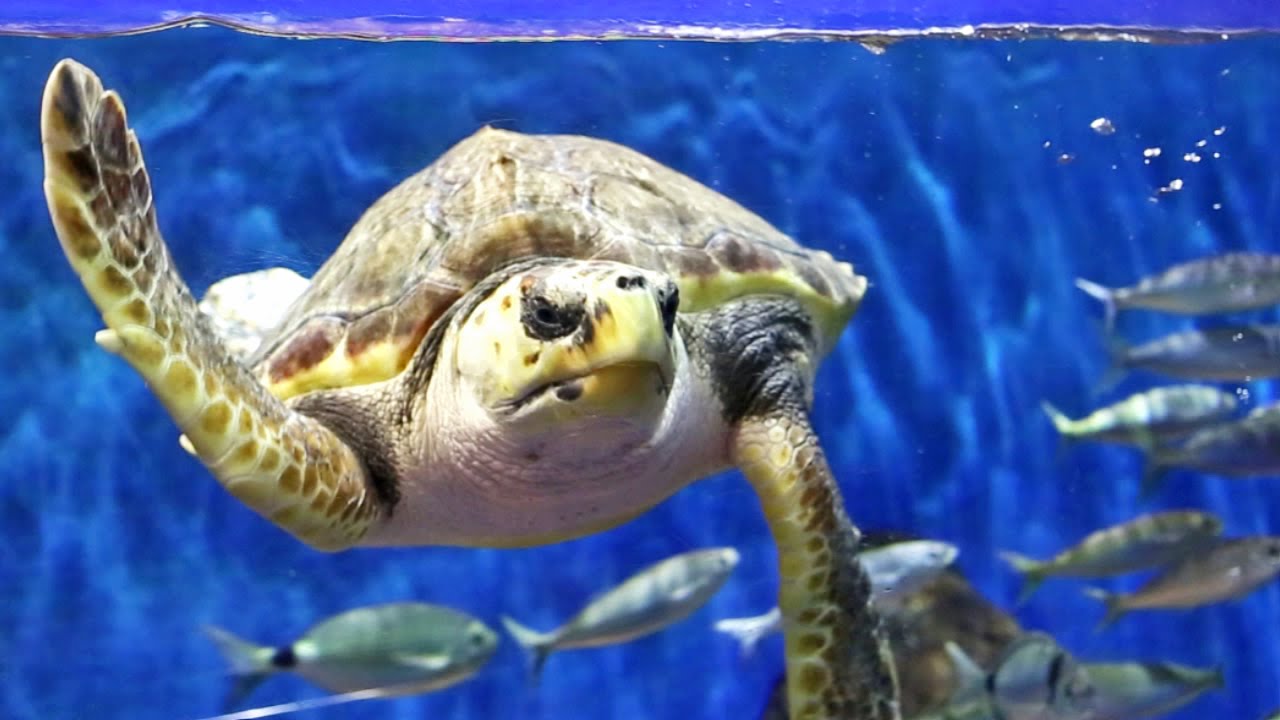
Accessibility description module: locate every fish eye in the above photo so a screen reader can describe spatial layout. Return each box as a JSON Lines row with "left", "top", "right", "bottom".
{"left": 468, "top": 628, "right": 489, "bottom": 647}
{"left": 1268, "top": 544, "right": 1280, "bottom": 559}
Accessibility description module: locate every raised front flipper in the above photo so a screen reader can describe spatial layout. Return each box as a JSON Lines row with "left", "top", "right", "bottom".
{"left": 41, "top": 58, "right": 382, "bottom": 550}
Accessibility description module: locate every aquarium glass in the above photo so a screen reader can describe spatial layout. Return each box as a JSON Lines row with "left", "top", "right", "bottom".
{"left": 2, "top": 6, "right": 1279, "bottom": 720}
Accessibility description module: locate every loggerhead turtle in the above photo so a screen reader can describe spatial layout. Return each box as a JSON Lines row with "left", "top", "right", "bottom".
{"left": 40, "top": 58, "right": 900, "bottom": 720}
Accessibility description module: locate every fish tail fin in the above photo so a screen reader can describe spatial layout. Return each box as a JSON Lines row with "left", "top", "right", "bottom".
{"left": 1208, "top": 663, "right": 1226, "bottom": 690}
{"left": 1075, "top": 277, "right": 1118, "bottom": 332}
{"left": 998, "top": 551, "right": 1047, "bottom": 606}
{"left": 202, "top": 625, "right": 276, "bottom": 708}
{"left": 1040, "top": 401, "right": 1074, "bottom": 436}
{"left": 713, "top": 607, "right": 781, "bottom": 659}
{"left": 1040, "top": 401, "right": 1077, "bottom": 463}
{"left": 500, "top": 616, "right": 555, "bottom": 683}
{"left": 1140, "top": 446, "right": 1175, "bottom": 499}
{"left": 1084, "top": 318, "right": 1131, "bottom": 397}
{"left": 1082, "top": 587, "right": 1127, "bottom": 631}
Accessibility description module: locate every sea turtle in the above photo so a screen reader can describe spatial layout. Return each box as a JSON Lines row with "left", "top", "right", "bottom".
{"left": 41, "top": 59, "right": 899, "bottom": 719}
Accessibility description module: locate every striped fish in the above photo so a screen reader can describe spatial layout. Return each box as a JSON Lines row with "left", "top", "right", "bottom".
{"left": 1042, "top": 385, "right": 1237, "bottom": 449}
{"left": 502, "top": 547, "right": 739, "bottom": 679}
{"left": 1085, "top": 535, "right": 1280, "bottom": 627}
{"left": 1077, "top": 252, "right": 1280, "bottom": 330}
{"left": 1109, "top": 325, "right": 1280, "bottom": 382}
{"left": 1000, "top": 511, "right": 1222, "bottom": 604}
{"left": 1148, "top": 403, "right": 1280, "bottom": 483}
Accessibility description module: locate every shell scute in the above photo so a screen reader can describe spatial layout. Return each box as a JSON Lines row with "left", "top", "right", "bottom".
{"left": 250, "top": 127, "right": 865, "bottom": 396}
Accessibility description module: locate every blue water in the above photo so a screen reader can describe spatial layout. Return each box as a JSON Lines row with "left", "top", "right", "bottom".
{"left": 3, "top": 29, "right": 1280, "bottom": 720}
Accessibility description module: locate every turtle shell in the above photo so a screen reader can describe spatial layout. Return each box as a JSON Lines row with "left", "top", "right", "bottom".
{"left": 249, "top": 127, "right": 867, "bottom": 400}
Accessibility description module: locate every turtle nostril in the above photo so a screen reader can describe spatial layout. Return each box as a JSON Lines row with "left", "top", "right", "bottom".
{"left": 657, "top": 281, "right": 679, "bottom": 336}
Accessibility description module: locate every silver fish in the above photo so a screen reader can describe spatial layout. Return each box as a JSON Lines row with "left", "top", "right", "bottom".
{"left": 503, "top": 547, "right": 739, "bottom": 678}
{"left": 714, "top": 540, "right": 958, "bottom": 656}
{"left": 987, "top": 633, "right": 1097, "bottom": 720}
{"left": 1082, "top": 660, "right": 1223, "bottom": 719}
{"left": 1000, "top": 510, "right": 1223, "bottom": 604}
{"left": 1076, "top": 252, "right": 1280, "bottom": 329}
{"left": 1110, "top": 325, "right": 1280, "bottom": 382}
{"left": 1085, "top": 535, "right": 1280, "bottom": 627}
{"left": 861, "top": 539, "right": 961, "bottom": 604}
{"left": 940, "top": 635, "right": 1095, "bottom": 720}
{"left": 1042, "top": 386, "right": 1237, "bottom": 449}
{"left": 1149, "top": 404, "right": 1280, "bottom": 480}
{"left": 204, "top": 602, "right": 498, "bottom": 707}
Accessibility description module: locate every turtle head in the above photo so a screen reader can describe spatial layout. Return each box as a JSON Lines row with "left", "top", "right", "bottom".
{"left": 447, "top": 259, "right": 680, "bottom": 439}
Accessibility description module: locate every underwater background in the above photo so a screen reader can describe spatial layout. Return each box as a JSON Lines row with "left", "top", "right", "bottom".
{"left": 2, "top": 28, "right": 1279, "bottom": 720}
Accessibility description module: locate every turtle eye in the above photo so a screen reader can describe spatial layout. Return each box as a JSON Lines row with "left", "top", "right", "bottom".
{"left": 521, "top": 294, "right": 585, "bottom": 341}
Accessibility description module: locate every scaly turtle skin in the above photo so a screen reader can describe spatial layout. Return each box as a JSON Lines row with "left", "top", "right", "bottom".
{"left": 42, "top": 59, "right": 899, "bottom": 719}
